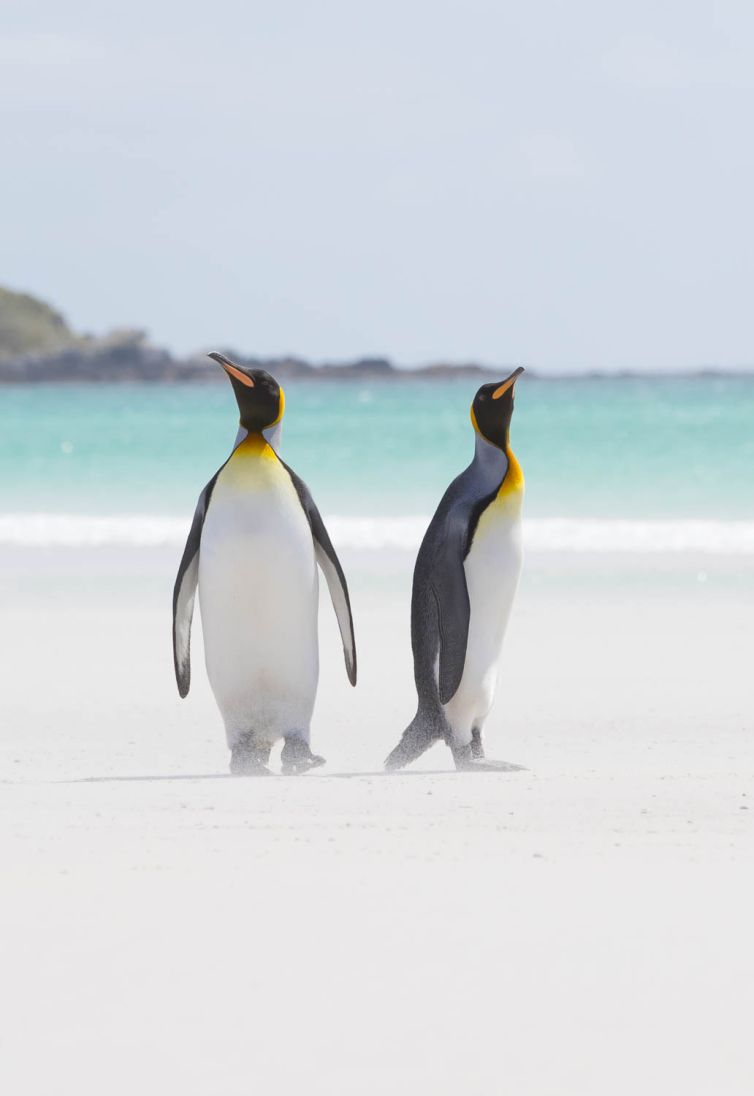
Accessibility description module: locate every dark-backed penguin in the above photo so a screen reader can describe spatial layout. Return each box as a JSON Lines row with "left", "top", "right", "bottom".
{"left": 172, "top": 353, "right": 356, "bottom": 775}
{"left": 385, "top": 367, "right": 525, "bottom": 771}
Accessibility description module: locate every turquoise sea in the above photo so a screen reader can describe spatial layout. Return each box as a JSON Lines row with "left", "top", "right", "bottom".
{"left": 1, "top": 376, "right": 753, "bottom": 551}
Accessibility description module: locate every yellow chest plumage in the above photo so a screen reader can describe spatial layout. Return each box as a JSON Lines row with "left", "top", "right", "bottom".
{"left": 469, "top": 448, "right": 524, "bottom": 551}
{"left": 215, "top": 434, "right": 285, "bottom": 494}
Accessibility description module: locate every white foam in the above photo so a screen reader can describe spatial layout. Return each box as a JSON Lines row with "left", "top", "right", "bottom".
{"left": 1, "top": 512, "right": 754, "bottom": 554}
{"left": 0, "top": 513, "right": 189, "bottom": 548}
{"left": 332, "top": 517, "right": 754, "bottom": 554}
{"left": 523, "top": 518, "right": 754, "bottom": 555}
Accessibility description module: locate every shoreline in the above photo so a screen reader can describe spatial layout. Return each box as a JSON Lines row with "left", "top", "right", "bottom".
{"left": 2, "top": 363, "right": 754, "bottom": 385}
{"left": 2, "top": 514, "right": 754, "bottom": 556}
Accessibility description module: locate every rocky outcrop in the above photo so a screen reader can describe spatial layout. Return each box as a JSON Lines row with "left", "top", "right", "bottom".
{"left": 0, "top": 284, "right": 503, "bottom": 382}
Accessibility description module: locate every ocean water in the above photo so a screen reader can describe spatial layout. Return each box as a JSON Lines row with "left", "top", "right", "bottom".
{"left": 1, "top": 376, "right": 753, "bottom": 552}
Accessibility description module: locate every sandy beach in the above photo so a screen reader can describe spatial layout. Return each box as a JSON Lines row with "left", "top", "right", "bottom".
{"left": 1, "top": 544, "right": 752, "bottom": 1094}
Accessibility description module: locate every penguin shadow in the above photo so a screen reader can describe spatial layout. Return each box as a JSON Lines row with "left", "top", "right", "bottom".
{"left": 62, "top": 773, "right": 234, "bottom": 784}
{"left": 61, "top": 762, "right": 527, "bottom": 784}
{"left": 330, "top": 763, "right": 527, "bottom": 778}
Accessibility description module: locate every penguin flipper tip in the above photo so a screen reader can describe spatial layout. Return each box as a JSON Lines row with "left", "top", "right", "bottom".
{"left": 176, "top": 669, "right": 190, "bottom": 699}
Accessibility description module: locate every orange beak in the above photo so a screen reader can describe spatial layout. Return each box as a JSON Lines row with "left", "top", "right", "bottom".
{"left": 492, "top": 366, "right": 525, "bottom": 400}
{"left": 208, "top": 351, "right": 255, "bottom": 387}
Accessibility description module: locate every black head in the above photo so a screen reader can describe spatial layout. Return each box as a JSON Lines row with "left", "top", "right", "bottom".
{"left": 470, "top": 367, "right": 525, "bottom": 449}
{"left": 208, "top": 352, "right": 285, "bottom": 433}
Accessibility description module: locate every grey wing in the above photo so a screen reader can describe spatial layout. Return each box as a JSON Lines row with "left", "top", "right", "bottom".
{"left": 281, "top": 461, "right": 357, "bottom": 685}
{"left": 427, "top": 509, "right": 471, "bottom": 705}
{"left": 172, "top": 473, "right": 220, "bottom": 698}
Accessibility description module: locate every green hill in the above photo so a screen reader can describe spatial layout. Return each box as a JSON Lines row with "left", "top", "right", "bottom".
{"left": 0, "top": 286, "right": 79, "bottom": 360}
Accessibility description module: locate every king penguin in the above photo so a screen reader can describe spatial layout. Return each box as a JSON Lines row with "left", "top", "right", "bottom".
{"left": 385, "top": 367, "right": 525, "bottom": 772}
{"left": 172, "top": 352, "right": 357, "bottom": 775}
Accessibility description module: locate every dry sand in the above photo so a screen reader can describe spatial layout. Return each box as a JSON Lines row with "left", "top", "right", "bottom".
{"left": 1, "top": 546, "right": 752, "bottom": 1094}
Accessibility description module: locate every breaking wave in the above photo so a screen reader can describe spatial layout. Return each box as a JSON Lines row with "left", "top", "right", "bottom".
{"left": 1, "top": 513, "right": 753, "bottom": 554}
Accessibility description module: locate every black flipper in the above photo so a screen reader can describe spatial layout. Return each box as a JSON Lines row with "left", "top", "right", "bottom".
{"left": 429, "top": 514, "right": 471, "bottom": 705}
{"left": 172, "top": 471, "right": 221, "bottom": 698}
{"left": 280, "top": 461, "right": 357, "bottom": 686}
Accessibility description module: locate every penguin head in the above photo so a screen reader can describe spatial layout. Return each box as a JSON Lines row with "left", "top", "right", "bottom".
{"left": 470, "top": 367, "right": 524, "bottom": 449}
{"left": 208, "top": 352, "right": 285, "bottom": 433}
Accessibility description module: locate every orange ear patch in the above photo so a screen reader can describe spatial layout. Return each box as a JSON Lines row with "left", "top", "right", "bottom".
{"left": 270, "top": 387, "right": 285, "bottom": 426}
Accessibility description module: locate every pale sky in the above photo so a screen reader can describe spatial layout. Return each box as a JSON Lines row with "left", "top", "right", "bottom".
{"left": 3, "top": 0, "right": 753, "bottom": 370}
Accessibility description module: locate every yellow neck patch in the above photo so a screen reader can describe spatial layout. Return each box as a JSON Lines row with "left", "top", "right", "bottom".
{"left": 217, "top": 432, "right": 281, "bottom": 495}
{"left": 497, "top": 447, "right": 525, "bottom": 505}
{"left": 231, "top": 432, "right": 277, "bottom": 462}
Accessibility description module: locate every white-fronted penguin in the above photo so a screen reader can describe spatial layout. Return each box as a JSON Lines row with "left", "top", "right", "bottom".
{"left": 385, "top": 368, "right": 525, "bottom": 772}
{"left": 172, "top": 353, "right": 356, "bottom": 775}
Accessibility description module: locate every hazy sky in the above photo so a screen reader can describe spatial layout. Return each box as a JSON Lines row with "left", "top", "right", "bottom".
{"left": 3, "top": 0, "right": 753, "bottom": 370}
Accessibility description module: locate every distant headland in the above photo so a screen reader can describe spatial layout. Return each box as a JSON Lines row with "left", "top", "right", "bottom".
{"left": 0, "top": 285, "right": 506, "bottom": 383}
{"left": 0, "top": 285, "right": 750, "bottom": 382}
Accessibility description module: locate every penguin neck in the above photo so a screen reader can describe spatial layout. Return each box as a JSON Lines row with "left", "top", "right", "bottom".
{"left": 263, "top": 421, "right": 283, "bottom": 453}
{"left": 472, "top": 432, "right": 509, "bottom": 491}
{"left": 232, "top": 422, "right": 283, "bottom": 455}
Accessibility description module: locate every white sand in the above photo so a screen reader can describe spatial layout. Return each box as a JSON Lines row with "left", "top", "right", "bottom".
{"left": 1, "top": 547, "right": 752, "bottom": 1094}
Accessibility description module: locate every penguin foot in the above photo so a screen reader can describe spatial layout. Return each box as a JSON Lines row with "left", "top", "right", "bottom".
{"left": 461, "top": 759, "right": 523, "bottom": 772}
{"left": 230, "top": 740, "right": 273, "bottom": 777}
{"left": 452, "top": 744, "right": 524, "bottom": 773}
{"left": 229, "top": 756, "right": 274, "bottom": 777}
{"left": 451, "top": 743, "right": 474, "bottom": 770}
{"left": 470, "top": 728, "right": 485, "bottom": 760}
{"left": 282, "top": 754, "right": 326, "bottom": 776}
{"left": 281, "top": 737, "right": 326, "bottom": 776}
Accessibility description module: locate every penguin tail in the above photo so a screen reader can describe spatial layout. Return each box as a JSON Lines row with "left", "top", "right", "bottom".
{"left": 384, "top": 714, "right": 441, "bottom": 771}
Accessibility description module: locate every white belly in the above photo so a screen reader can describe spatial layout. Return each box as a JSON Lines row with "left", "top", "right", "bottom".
{"left": 443, "top": 499, "right": 523, "bottom": 741}
{"left": 198, "top": 444, "right": 319, "bottom": 747}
